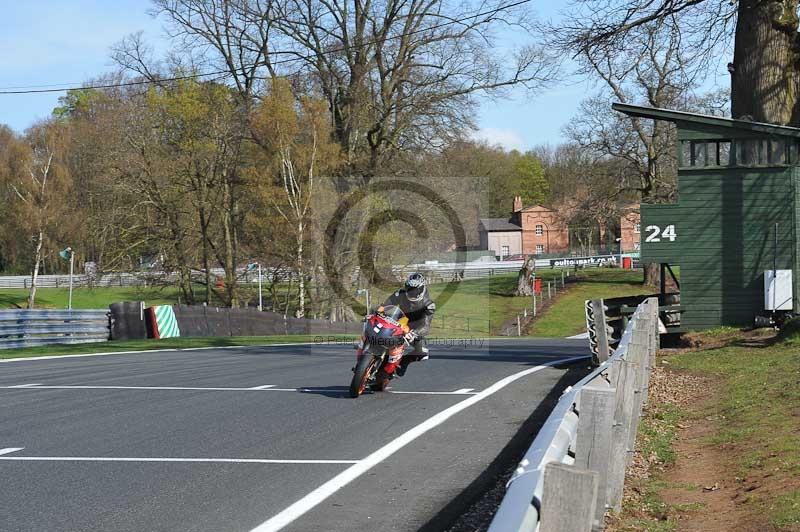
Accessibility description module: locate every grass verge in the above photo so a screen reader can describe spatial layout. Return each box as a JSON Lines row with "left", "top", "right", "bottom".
{"left": 528, "top": 269, "right": 649, "bottom": 338}
{"left": 612, "top": 326, "right": 800, "bottom": 531}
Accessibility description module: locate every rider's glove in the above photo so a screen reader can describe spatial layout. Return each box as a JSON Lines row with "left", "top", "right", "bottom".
{"left": 404, "top": 330, "right": 418, "bottom": 343}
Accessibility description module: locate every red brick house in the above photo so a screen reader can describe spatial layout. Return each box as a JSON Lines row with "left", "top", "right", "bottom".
{"left": 619, "top": 205, "right": 641, "bottom": 252}
{"left": 479, "top": 197, "right": 641, "bottom": 257}
{"left": 479, "top": 197, "right": 570, "bottom": 257}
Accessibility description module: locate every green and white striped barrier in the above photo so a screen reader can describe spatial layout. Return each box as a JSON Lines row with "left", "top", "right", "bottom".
{"left": 151, "top": 305, "right": 180, "bottom": 339}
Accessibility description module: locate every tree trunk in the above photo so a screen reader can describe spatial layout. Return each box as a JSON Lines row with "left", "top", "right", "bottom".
{"left": 296, "top": 222, "right": 305, "bottom": 318}
{"left": 643, "top": 262, "right": 661, "bottom": 288}
{"left": 200, "top": 210, "right": 211, "bottom": 305}
{"left": 28, "top": 229, "right": 44, "bottom": 309}
{"left": 515, "top": 257, "right": 536, "bottom": 296}
{"left": 283, "top": 278, "right": 294, "bottom": 317}
{"left": 731, "top": 0, "right": 800, "bottom": 125}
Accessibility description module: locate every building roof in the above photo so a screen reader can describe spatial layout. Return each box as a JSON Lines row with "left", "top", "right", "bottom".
{"left": 612, "top": 103, "right": 800, "bottom": 138}
{"left": 479, "top": 218, "right": 521, "bottom": 232}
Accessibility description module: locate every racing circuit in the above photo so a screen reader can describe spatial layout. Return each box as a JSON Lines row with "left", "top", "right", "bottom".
{"left": 0, "top": 339, "right": 589, "bottom": 532}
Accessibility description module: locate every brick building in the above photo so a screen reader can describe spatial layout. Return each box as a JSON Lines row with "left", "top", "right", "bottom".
{"left": 479, "top": 196, "right": 641, "bottom": 258}
{"left": 479, "top": 197, "right": 570, "bottom": 258}
{"left": 620, "top": 205, "right": 642, "bottom": 253}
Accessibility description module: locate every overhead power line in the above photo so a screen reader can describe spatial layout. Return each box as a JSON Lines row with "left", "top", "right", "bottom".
{"left": 0, "top": 0, "right": 533, "bottom": 95}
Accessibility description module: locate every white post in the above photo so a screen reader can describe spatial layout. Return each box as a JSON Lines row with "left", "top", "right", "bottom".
{"left": 68, "top": 250, "right": 74, "bottom": 310}
{"left": 257, "top": 263, "right": 263, "bottom": 311}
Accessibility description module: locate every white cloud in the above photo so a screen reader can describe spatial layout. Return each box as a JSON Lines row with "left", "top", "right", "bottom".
{"left": 470, "top": 127, "right": 527, "bottom": 152}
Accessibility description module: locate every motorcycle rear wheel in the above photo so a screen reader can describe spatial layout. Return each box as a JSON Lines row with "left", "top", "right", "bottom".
{"left": 349, "top": 355, "right": 377, "bottom": 398}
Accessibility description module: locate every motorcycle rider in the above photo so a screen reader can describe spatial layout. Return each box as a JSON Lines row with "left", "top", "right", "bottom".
{"left": 382, "top": 272, "right": 435, "bottom": 376}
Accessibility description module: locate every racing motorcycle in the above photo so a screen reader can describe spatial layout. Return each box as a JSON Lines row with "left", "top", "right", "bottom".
{"left": 349, "top": 305, "right": 411, "bottom": 398}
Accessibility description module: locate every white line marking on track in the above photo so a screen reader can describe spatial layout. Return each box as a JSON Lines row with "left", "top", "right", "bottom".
{"left": 566, "top": 332, "right": 590, "bottom": 339}
{"left": 2, "top": 385, "right": 286, "bottom": 392}
{"left": 250, "top": 355, "right": 588, "bottom": 532}
{"left": 0, "top": 342, "right": 327, "bottom": 363}
{"left": 0, "top": 456, "right": 357, "bottom": 464}
{"left": 388, "top": 390, "right": 477, "bottom": 395}
{"left": 0, "top": 448, "right": 24, "bottom": 456}
{"left": 0, "top": 384, "right": 479, "bottom": 395}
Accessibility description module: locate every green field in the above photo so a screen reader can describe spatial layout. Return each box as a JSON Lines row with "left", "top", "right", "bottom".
{"left": 373, "top": 269, "right": 572, "bottom": 337}
{"left": 0, "top": 285, "right": 190, "bottom": 310}
{"left": 528, "top": 269, "right": 651, "bottom": 337}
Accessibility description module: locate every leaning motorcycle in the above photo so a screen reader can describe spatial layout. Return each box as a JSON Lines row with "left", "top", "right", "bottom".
{"left": 349, "top": 305, "right": 410, "bottom": 398}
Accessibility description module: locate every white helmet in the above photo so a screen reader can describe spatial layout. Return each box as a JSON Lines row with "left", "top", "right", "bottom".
{"left": 405, "top": 273, "right": 427, "bottom": 302}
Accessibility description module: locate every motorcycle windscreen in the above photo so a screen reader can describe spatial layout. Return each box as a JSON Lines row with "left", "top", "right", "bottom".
{"left": 379, "top": 304, "right": 405, "bottom": 322}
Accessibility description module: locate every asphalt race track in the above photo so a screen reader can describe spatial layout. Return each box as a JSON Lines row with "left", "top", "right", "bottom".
{"left": 0, "top": 338, "right": 591, "bottom": 532}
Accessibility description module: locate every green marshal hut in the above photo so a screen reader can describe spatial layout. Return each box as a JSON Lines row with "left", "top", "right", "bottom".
{"left": 613, "top": 103, "right": 800, "bottom": 331}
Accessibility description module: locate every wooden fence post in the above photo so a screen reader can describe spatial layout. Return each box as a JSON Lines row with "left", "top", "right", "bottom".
{"left": 631, "top": 320, "right": 652, "bottom": 407}
{"left": 624, "top": 341, "right": 645, "bottom": 467}
{"left": 540, "top": 463, "right": 599, "bottom": 532}
{"left": 575, "top": 384, "right": 617, "bottom": 529}
{"left": 607, "top": 357, "right": 637, "bottom": 511}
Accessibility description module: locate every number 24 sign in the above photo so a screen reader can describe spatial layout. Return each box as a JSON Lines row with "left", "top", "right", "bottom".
{"left": 645, "top": 225, "right": 676, "bottom": 243}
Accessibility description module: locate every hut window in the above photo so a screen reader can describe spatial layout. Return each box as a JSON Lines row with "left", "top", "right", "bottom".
{"left": 717, "top": 141, "right": 731, "bottom": 165}
{"left": 789, "top": 140, "right": 800, "bottom": 164}
{"left": 681, "top": 141, "right": 692, "bottom": 167}
{"left": 680, "top": 140, "right": 732, "bottom": 167}
{"left": 737, "top": 139, "right": 759, "bottom": 165}
{"left": 768, "top": 140, "right": 787, "bottom": 165}
{"left": 692, "top": 141, "right": 707, "bottom": 166}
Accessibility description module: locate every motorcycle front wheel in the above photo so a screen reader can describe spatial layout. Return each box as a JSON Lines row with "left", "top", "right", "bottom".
{"left": 349, "top": 355, "right": 378, "bottom": 398}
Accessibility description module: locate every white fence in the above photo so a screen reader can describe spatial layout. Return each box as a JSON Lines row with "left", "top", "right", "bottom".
{"left": 0, "top": 254, "right": 639, "bottom": 289}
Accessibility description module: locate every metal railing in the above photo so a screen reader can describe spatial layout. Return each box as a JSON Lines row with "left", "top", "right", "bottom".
{"left": 0, "top": 309, "right": 110, "bottom": 349}
{"left": 0, "top": 254, "right": 641, "bottom": 290}
{"left": 488, "top": 297, "right": 658, "bottom": 532}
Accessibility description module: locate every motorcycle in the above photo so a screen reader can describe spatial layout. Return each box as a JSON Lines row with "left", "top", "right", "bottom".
{"left": 349, "top": 305, "right": 411, "bottom": 398}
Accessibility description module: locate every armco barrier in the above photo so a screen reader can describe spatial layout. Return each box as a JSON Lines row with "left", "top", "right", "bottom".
{"left": 488, "top": 297, "right": 658, "bottom": 532}
{"left": 0, "top": 309, "right": 110, "bottom": 349}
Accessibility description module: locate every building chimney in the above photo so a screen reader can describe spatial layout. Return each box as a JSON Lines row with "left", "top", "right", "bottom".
{"left": 513, "top": 196, "right": 523, "bottom": 213}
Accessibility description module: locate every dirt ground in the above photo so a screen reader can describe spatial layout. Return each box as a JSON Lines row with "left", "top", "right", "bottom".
{"left": 656, "top": 382, "right": 763, "bottom": 531}
{"left": 607, "top": 333, "right": 793, "bottom": 532}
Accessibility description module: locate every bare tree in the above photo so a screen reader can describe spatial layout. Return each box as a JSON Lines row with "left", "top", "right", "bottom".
{"left": 2, "top": 122, "right": 73, "bottom": 308}
{"left": 120, "top": 0, "right": 557, "bottom": 178}
{"left": 250, "top": 79, "right": 340, "bottom": 317}
{"left": 557, "top": 0, "right": 800, "bottom": 126}
{"left": 562, "top": 17, "right": 692, "bottom": 285}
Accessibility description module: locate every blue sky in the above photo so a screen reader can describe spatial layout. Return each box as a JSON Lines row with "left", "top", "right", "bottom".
{"left": 0, "top": 1, "right": 724, "bottom": 150}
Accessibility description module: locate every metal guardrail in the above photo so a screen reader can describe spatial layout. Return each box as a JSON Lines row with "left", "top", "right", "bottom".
{"left": 0, "top": 309, "right": 110, "bottom": 349}
{"left": 0, "top": 254, "right": 642, "bottom": 289}
{"left": 488, "top": 298, "right": 658, "bottom": 532}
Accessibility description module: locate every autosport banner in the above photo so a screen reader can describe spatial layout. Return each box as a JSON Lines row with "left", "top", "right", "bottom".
{"left": 549, "top": 255, "right": 617, "bottom": 268}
